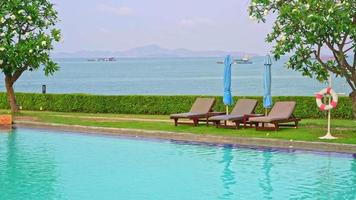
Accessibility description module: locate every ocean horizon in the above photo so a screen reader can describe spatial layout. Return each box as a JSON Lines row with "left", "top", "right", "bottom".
{"left": 0, "top": 56, "right": 349, "bottom": 96}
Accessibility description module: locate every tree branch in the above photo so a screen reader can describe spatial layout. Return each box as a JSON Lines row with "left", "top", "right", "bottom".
{"left": 326, "top": 40, "right": 339, "bottom": 53}
{"left": 325, "top": 39, "right": 355, "bottom": 80}
{"left": 346, "top": 78, "right": 356, "bottom": 91}
{"left": 314, "top": 48, "right": 339, "bottom": 75}
{"left": 353, "top": 51, "right": 356, "bottom": 70}
{"left": 345, "top": 40, "right": 353, "bottom": 45}
{"left": 11, "top": 67, "right": 27, "bottom": 83}
{"left": 343, "top": 45, "right": 354, "bottom": 53}
{"left": 339, "top": 34, "right": 348, "bottom": 48}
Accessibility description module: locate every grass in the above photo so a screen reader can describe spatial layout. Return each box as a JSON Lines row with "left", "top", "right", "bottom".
{"left": 2, "top": 109, "right": 356, "bottom": 145}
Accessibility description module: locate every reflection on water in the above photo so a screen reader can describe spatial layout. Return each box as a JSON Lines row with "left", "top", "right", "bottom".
{"left": 219, "top": 146, "right": 236, "bottom": 199}
{"left": 0, "top": 129, "right": 59, "bottom": 200}
{"left": 0, "top": 129, "right": 356, "bottom": 200}
{"left": 350, "top": 155, "right": 356, "bottom": 199}
{"left": 316, "top": 153, "right": 335, "bottom": 199}
{"left": 259, "top": 151, "right": 273, "bottom": 200}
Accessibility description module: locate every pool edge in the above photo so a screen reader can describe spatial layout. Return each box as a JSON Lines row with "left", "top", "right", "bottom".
{"left": 14, "top": 120, "right": 356, "bottom": 154}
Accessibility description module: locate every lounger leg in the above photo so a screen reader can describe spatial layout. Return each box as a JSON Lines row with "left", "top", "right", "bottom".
{"left": 215, "top": 121, "right": 220, "bottom": 128}
{"left": 274, "top": 123, "right": 279, "bottom": 131}
{"left": 174, "top": 118, "right": 178, "bottom": 126}
{"left": 206, "top": 116, "right": 209, "bottom": 126}
{"left": 235, "top": 122, "right": 240, "bottom": 129}
{"left": 193, "top": 118, "right": 199, "bottom": 126}
{"left": 243, "top": 119, "right": 247, "bottom": 128}
{"left": 255, "top": 122, "right": 260, "bottom": 130}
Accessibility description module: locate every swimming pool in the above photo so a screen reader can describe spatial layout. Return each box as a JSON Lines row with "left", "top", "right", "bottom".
{"left": 0, "top": 128, "right": 355, "bottom": 200}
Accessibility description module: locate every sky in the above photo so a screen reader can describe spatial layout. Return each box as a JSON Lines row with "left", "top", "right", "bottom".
{"left": 53, "top": 0, "right": 275, "bottom": 54}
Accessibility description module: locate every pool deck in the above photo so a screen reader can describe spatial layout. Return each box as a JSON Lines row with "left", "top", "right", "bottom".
{"left": 14, "top": 120, "right": 356, "bottom": 154}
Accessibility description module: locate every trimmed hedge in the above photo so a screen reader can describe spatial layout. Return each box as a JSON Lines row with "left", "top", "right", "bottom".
{"left": 0, "top": 92, "right": 353, "bottom": 119}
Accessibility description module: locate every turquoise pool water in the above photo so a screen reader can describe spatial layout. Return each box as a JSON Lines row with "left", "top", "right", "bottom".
{"left": 0, "top": 128, "right": 355, "bottom": 200}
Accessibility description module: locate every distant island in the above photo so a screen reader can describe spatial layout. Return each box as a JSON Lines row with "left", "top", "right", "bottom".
{"left": 52, "top": 45, "right": 258, "bottom": 58}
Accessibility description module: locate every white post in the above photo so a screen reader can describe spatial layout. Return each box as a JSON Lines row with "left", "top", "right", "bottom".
{"left": 327, "top": 75, "right": 332, "bottom": 135}
{"left": 319, "top": 74, "right": 337, "bottom": 139}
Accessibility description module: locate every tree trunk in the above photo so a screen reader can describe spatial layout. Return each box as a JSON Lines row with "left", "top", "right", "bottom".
{"left": 351, "top": 91, "right": 356, "bottom": 120}
{"left": 5, "top": 76, "right": 19, "bottom": 113}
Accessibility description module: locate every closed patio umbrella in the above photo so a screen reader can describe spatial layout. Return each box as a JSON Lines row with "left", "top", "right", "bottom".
{"left": 263, "top": 55, "right": 272, "bottom": 115}
{"left": 223, "top": 55, "right": 233, "bottom": 114}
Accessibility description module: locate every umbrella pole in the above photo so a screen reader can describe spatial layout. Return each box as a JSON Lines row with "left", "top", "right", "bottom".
{"left": 223, "top": 106, "right": 229, "bottom": 126}
{"left": 265, "top": 109, "right": 268, "bottom": 116}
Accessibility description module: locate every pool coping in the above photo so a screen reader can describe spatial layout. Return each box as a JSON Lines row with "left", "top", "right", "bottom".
{"left": 14, "top": 120, "right": 356, "bottom": 154}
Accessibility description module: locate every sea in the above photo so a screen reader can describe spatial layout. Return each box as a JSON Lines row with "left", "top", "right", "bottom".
{"left": 0, "top": 56, "right": 350, "bottom": 96}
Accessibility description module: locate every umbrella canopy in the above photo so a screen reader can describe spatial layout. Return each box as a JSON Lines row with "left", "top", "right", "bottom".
{"left": 223, "top": 55, "right": 233, "bottom": 106}
{"left": 263, "top": 55, "right": 272, "bottom": 109}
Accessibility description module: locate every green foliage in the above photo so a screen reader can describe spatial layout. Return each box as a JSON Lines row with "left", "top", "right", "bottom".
{"left": 0, "top": 93, "right": 352, "bottom": 119}
{"left": 0, "top": 0, "right": 61, "bottom": 76}
{"left": 249, "top": 0, "right": 355, "bottom": 88}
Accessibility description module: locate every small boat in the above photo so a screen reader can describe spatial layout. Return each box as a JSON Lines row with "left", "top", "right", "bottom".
{"left": 235, "top": 55, "right": 253, "bottom": 64}
{"left": 88, "top": 57, "right": 117, "bottom": 62}
{"left": 98, "top": 57, "right": 117, "bottom": 62}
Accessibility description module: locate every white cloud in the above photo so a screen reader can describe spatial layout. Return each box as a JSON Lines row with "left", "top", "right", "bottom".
{"left": 179, "top": 18, "right": 215, "bottom": 27}
{"left": 98, "top": 27, "right": 111, "bottom": 34}
{"left": 180, "top": 19, "right": 195, "bottom": 27}
{"left": 97, "top": 4, "right": 133, "bottom": 16}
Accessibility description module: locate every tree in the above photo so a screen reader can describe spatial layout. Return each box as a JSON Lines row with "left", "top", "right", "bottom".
{"left": 248, "top": 0, "right": 356, "bottom": 118}
{"left": 0, "top": 0, "right": 61, "bottom": 113}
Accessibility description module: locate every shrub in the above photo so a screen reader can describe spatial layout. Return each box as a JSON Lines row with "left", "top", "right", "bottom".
{"left": 0, "top": 93, "right": 352, "bottom": 119}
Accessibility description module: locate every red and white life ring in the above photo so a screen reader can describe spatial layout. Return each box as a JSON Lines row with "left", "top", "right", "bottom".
{"left": 315, "top": 87, "right": 338, "bottom": 111}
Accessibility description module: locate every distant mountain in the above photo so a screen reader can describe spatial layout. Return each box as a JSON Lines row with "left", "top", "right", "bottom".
{"left": 52, "top": 45, "right": 258, "bottom": 58}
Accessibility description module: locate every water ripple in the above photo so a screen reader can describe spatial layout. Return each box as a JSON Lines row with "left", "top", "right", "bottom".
{"left": 0, "top": 129, "right": 355, "bottom": 200}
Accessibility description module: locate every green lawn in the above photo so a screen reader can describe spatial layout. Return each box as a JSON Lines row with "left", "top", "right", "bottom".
{"left": 3, "top": 110, "right": 356, "bottom": 145}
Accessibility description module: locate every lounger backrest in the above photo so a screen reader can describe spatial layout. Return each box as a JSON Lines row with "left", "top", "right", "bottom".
{"left": 231, "top": 99, "right": 258, "bottom": 115}
{"left": 189, "top": 98, "right": 215, "bottom": 113}
{"left": 268, "top": 101, "right": 296, "bottom": 119}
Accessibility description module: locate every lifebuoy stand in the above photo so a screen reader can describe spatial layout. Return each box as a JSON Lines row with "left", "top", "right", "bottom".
{"left": 318, "top": 75, "right": 337, "bottom": 139}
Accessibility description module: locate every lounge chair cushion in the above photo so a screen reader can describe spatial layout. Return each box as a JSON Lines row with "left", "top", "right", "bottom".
{"left": 249, "top": 101, "right": 296, "bottom": 123}
{"left": 189, "top": 98, "right": 215, "bottom": 113}
{"left": 230, "top": 99, "right": 258, "bottom": 115}
{"left": 209, "top": 114, "right": 244, "bottom": 121}
{"left": 170, "top": 112, "right": 207, "bottom": 119}
{"left": 207, "top": 99, "right": 257, "bottom": 122}
{"left": 170, "top": 98, "right": 215, "bottom": 119}
{"left": 268, "top": 101, "right": 296, "bottom": 119}
{"left": 249, "top": 116, "right": 288, "bottom": 123}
